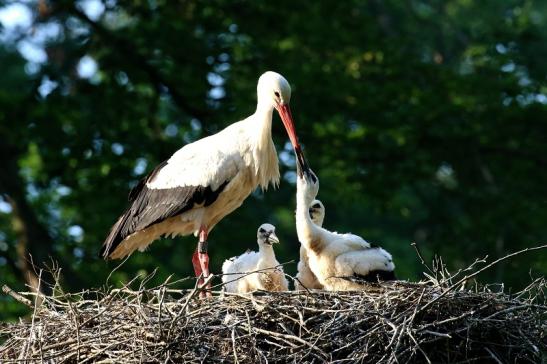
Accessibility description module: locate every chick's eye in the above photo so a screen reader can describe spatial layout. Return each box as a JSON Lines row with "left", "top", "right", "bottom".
{"left": 259, "top": 228, "right": 266, "bottom": 233}
{"left": 274, "top": 91, "right": 280, "bottom": 98}
{"left": 312, "top": 204, "right": 320, "bottom": 208}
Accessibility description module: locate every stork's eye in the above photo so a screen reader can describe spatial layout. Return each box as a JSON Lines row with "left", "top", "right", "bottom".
{"left": 274, "top": 91, "right": 280, "bottom": 98}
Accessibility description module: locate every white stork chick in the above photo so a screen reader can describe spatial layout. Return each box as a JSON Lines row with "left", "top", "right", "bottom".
{"left": 295, "top": 199, "right": 325, "bottom": 290}
{"left": 222, "top": 223, "right": 288, "bottom": 293}
{"left": 293, "top": 156, "right": 396, "bottom": 291}
{"left": 100, "top": 71, "right": 304, "bottom": 289}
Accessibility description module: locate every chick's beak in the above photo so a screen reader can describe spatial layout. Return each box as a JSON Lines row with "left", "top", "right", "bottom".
{"left": 267, "top": 232, "right": 280, "bottom": 245}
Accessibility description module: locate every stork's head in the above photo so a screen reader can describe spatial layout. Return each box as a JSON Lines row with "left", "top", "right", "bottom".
{"left": 257, "top": 71, "right": 291, "bottom": 107}
{"left": 257, "top": 71, "right": 301, "bottom": 153}
{"left": 363, "top": 247, "right": 396, "bottom": 275}
{"left": 309, "top": 199, "right": 325, "bottom": 227}
{"left": 257, "top": 223, "right": 280, "bottom": 246}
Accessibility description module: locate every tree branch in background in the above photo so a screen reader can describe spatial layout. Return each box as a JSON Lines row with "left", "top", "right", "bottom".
{"left": 0, "top": 141, "right": 44, "bottom": 293}
{"left": 0, "top": 139, "right": 80, "bottom": 292}
{"left": 5, "top": 195, "right": 41, "bottom": 293}
{"left": 55, "top": 3, "right": 210, "bottom": 123}
{"left": 0, "top": 241, "right": 21, "bottom": 281}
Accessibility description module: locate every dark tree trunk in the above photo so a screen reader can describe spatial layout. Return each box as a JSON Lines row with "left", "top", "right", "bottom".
{"left": 0, "top": 139, "right": 78, "bottom": 293}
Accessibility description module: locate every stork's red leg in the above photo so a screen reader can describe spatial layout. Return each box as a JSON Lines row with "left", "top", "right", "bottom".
{"left": 197, "top": 226, "right": 211, "bottom": 297}
{"left": 191, "top": 250, "right": 203, "bottom": 282}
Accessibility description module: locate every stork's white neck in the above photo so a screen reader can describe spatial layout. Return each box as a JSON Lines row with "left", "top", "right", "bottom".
{"left": 312, "top": 212, "right": 325, "bottom": 227}
{"left": 257, "top": 243, "right": 277, "bottom": 266}
{"left": 296, "top": 184, "right": 320, "bottom": 250}
{"left": 252, "top": 104, "right": 274, "bottom": 147}
{"left": 256, "top": 100, "right": 275, "bottom": 115}
{"left": 296, "top": 180, "right": 317, "bottom": 213}
{"left": 252, "top": 104, "right": 274, "bottom": 137}
{"left": 258, "top": 242, "right": 274, "bottom": 255}
{"left": 247, "top": 104, "right": 279, "bottom": 190}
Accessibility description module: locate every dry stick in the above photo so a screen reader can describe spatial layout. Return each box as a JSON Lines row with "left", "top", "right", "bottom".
{"left": 408, "top": 288, "right": 426, "bottom": 325}
{"left": 67, "top": 299, "right": 82, "bottom": 362}
{"left": 247, "top": 325, "right": 329, "bottom": 359}
{"left": 418, "top": 302, "right": 491, "bottom": 331}
{"left": 301, "top": 316, "right": 331, "bottom": 361}
{"left": 518, "top": 327, "right": 541, "bottom": 355}
{"left": 231, "top": 328, "right": 240, "bottom": 364}
{"left": 292, "top": 276, "right": 313, "bottom": 294}
{"left": 139, "top": 268, "right": 159, "bottom": 291}
{"left": 14, "top": 290, "right": 64, "bottom": 308}
{"left": 31, "top": 269, "right": 44, "bottom": 363}
{"left": 484, "top": 347, "right": 503, "bottom": 364}
{"left": 157, "top": 286, "right": 166, "bottom": 336}
{"left": 422, "top": 330, "right": 452, "bottom": 338}
{"left": 2, "top": 285, "right": 33, "bottom": 307}
{"left": 515, "top": 276, "right": 546, "bottom": 301}
{"left": 417, "top": 244, "right": 547, "bottom": 315}
{"left": 407, "top": 328, "right": 432, "bottom": 364}
{"left": 483, "top": 304, "right": 543, "bottom": 320}
{"left": 445, "top": 256, "right": 487, "bottom": 286}
{"left": 78, "top": 341, "right": 124, "bottom": 364}
{"left": 390, "top": 317, "right": 409, "bottom": 363}
{"left": 105, "top": 255, "right": 130, "bottom": 287}
{"left": 411, "top": 242, "right": 435, "bottom": 276}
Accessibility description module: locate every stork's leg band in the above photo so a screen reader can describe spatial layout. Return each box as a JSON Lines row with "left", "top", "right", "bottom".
{"left": 198, "top": 241, "right": 208, "bottom": 254}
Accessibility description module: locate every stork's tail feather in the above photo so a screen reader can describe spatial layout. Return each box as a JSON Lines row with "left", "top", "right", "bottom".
{"left": 99, "top": 213, "right": 128, "bottom": 259}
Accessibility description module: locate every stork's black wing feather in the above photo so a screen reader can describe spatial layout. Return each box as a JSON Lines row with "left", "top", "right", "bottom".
{"left": 123, "top": 181, "right": 229, "bottom": 236}
{"left": 100, "top": 161, "right": 230, "bottom": 258}
{"left": 128, "top": 160, "right": 168, "bottom": 202}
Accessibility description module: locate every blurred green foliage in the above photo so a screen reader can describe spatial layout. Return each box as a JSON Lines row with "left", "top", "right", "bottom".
{"left": 0, "top": 0, "right": 546, "bottom": 321}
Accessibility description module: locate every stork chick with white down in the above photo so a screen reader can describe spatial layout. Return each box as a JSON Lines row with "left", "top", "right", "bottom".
{"left": 100, "top": 72, "right": 303, "bottom": 290}
{"left": 222, "top": 223, "right": 288, "bottom": 293}
{"left": 294, "top": 154, "right": 396, "bottom": 291}
{"left": 295, "top": 199, "right": 325, "bottom": 290}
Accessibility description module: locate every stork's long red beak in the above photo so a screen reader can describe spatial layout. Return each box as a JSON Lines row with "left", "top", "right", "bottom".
{"left": 276, "top": 103, "right": 312, "bottom": 178}
{"left": 276, "top": 103, "right": 300, "bottom": 151}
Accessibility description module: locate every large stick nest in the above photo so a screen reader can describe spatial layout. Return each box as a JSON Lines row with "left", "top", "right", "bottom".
{"left": 1, "top": 271, "right": 546, "bottom": 363}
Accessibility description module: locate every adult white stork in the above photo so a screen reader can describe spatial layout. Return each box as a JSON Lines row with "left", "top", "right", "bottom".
{"left": 100, "top": 71, "right": 302, "bottom": 290}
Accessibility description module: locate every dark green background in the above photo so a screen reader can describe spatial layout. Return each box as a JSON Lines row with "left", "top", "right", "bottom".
{"left": 1, "top": 0, "right": 546, "bottom": 321}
